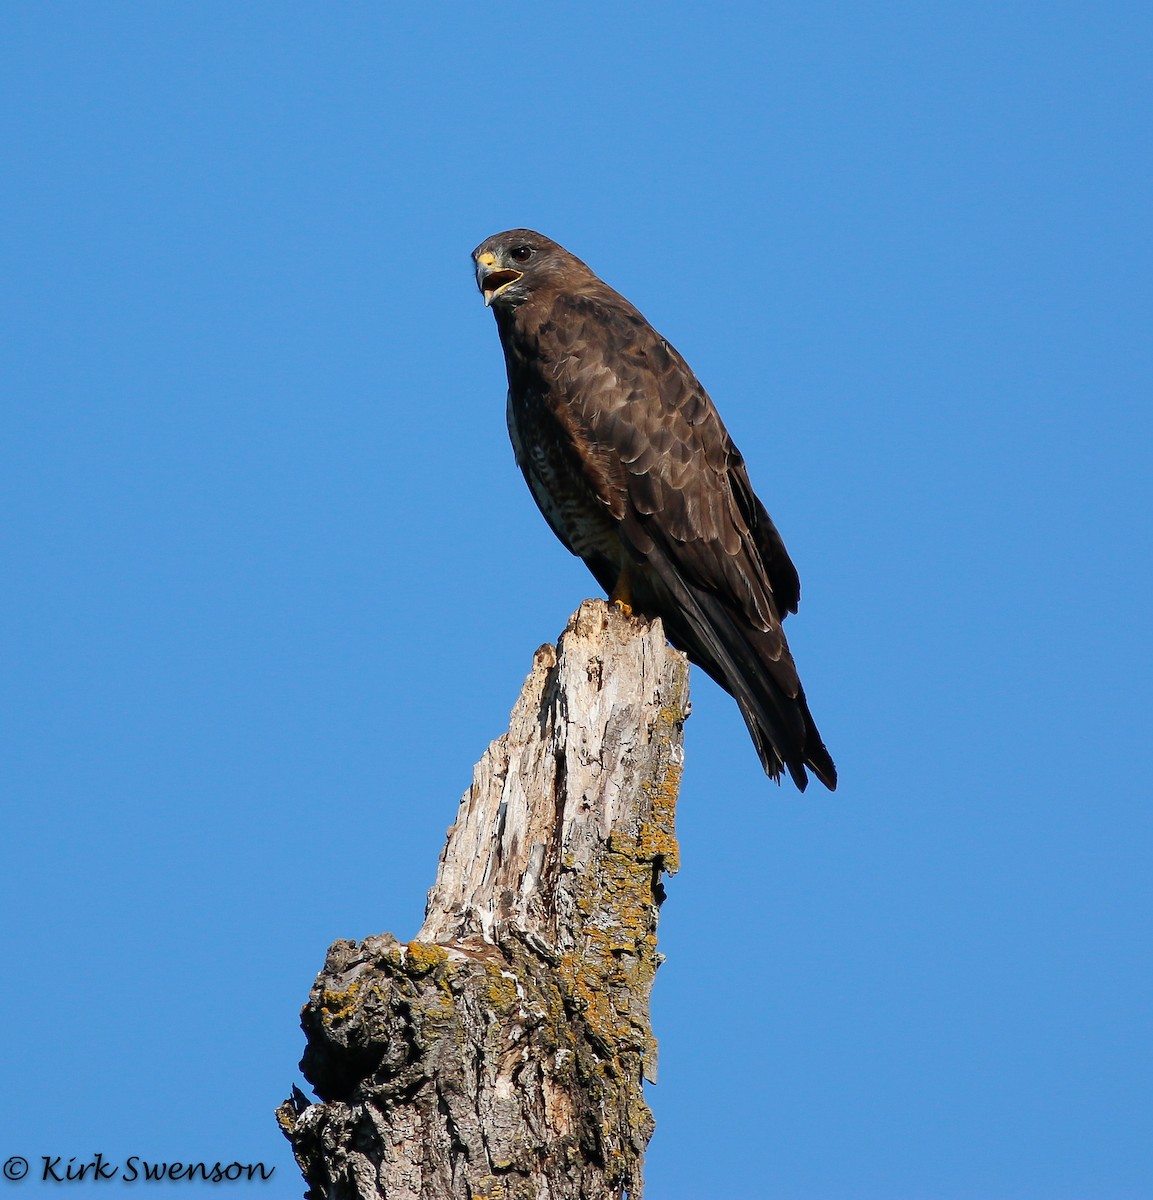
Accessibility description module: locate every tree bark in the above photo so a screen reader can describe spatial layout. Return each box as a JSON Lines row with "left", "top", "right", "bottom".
{"left": 277, "top": 600, "right": 689, "bottom": 1200}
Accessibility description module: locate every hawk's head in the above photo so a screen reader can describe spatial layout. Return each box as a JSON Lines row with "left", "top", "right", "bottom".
{"left": 472, "top": 229, "right": 592, "bottom": 309}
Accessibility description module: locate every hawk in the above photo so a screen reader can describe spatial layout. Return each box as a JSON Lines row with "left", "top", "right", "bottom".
{"left": 473, "top": 230, "right": 836, "bottom": 791}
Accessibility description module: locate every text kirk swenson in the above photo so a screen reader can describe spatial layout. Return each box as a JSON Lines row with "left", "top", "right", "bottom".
{"left": 30, "top": 1155, "right": 274, "bottom": 1183}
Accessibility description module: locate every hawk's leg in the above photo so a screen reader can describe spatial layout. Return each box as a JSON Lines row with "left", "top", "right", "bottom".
{"left": 610, "top": 565, "right": 634, "bottom": 618}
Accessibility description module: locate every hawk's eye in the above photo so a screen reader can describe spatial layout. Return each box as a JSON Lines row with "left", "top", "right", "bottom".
{"left": 510, "top": 246, "right": 533, "bottom": 262}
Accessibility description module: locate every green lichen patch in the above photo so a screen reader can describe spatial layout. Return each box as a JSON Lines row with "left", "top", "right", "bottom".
{"left": 317, "top": 978, "right": 362, "bottom": 1023}
{"left": 404, "top": 940, "right": 450, "bottom": 976}
{"left": 481, "top": 964, "right": 521, "bottom": 1015}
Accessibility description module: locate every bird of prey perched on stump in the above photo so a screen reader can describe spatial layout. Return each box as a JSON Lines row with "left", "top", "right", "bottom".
{"left": 473, "top": 229, "right": 836, "bottom": 792}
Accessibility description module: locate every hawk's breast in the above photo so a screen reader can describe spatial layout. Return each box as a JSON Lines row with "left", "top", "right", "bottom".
{"left": 506, "top": 390, "right": 624, "bottom": 569}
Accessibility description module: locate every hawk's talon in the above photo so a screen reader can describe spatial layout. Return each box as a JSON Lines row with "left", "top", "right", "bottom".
{"left": 610, "top": 564, "right": 634, "bottom": 616}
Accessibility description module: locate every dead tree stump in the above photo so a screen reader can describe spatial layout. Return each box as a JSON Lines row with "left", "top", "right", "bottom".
{"left": 277, "top": 600, "right": 689, "bottom": 1200}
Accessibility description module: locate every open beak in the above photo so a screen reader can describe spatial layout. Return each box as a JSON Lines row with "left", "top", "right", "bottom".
{"left": 475, "top": 252, "right": 523, "bottom": 307}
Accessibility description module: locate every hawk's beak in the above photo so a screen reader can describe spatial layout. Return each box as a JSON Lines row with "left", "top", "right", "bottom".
{"left": 475, "top": 252, "right": 523, "bottom": 307}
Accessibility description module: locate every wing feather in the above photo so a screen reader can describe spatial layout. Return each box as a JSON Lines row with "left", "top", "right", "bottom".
{"left": 550, "top": 291, "right": 798, "bottom": 622}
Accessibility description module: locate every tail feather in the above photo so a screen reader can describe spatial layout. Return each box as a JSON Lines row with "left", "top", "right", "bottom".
{"left": 694, "top": 606, "right": 837, "bottom": 792}
{"left": 627, "top": 543, "right": 837, "bottom": 792}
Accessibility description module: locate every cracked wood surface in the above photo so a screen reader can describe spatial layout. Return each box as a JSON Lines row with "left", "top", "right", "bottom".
{"left": 278, "top": 600, "right": 689, "bottom": 1200}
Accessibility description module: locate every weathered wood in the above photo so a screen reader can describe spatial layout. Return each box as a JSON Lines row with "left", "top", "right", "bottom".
{"left": 278, "top": 600, "right": 689, "bottom": 1200}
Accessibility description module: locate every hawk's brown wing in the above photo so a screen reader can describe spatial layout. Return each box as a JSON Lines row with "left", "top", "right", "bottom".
{"left": 536, "top": 287, "right": 835, "bottom": 790}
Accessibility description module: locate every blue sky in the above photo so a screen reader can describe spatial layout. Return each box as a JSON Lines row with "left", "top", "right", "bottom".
{"left": 2, "top": 4, "right": 1150, "bottom": 1197}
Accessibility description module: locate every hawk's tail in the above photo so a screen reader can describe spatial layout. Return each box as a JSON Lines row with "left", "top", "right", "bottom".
{"left": 634, "top": 545, "right": 837, "bottom": 792}
{"left": 693, "top": 609, "right": 837, "bottom": 792}
{"left": 735, "top": 683, "right": 837, "bottom": 792}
